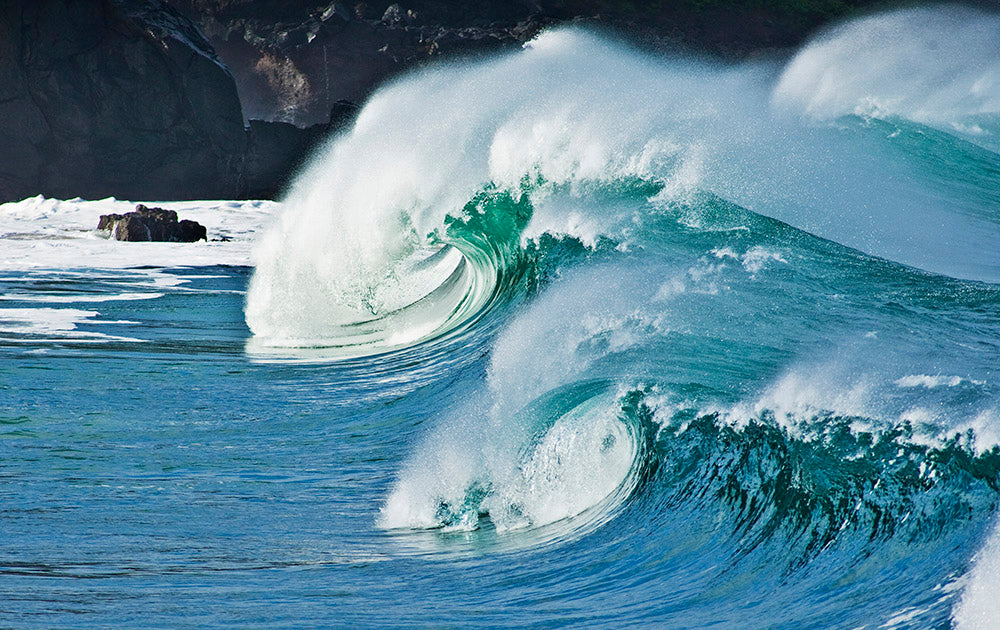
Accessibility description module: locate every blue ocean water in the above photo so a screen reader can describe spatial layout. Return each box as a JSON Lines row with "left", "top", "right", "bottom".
{"left": 3, "top": 7, "right": 1000, "bottom": 628}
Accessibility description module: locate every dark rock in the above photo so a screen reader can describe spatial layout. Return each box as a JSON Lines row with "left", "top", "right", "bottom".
{"left": 381, "top": 3, "right": 403, "bottom": 26}
{"left": 0, "top": 0, "right": 247, "bottom": 202}
{"left": 318, "top": 2, "right": 352, "bottom": 24}
{"left": 244, "top": 99, "right": 359, "bottom": 198}
{"left": 178, "top": 219, "right": 208, "bottom": 242}
{"left": 98, "top": 204, "right": 207, "bottom": 242}
{"left": 328, "top": 100, "right": 361, "bottom": 129}
{"left": 244, "top": 119, "right": 324, "bottom": 199}
{"left": 97, "top": 214, "right": 125, "bottom": 231}
{"left": 166, "top": 0, "right": 538, "bottom": 126}
{"left": 114, "top": 214, "right": 157, "bottom": 241}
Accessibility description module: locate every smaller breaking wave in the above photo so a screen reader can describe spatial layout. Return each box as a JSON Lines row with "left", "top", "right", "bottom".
{"left": 378, "top": 381, "right": 657, "bottom": 550}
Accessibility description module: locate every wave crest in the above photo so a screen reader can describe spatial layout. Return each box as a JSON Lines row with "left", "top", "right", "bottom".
{"left": 378, "top": 382, "right": 656, "bottom": 549}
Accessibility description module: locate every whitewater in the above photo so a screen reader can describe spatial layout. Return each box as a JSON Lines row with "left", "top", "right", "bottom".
{"left": 2, "top": 6, "right": 999, "bottom": 628}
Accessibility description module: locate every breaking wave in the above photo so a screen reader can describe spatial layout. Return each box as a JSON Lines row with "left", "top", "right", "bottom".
{"left": 245, "top": 6, "right": 1000, "bottom": 626}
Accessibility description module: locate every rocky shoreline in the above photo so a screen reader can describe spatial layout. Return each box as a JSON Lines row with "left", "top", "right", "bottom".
{"left": 0, "top": 0, "right": 976, "bottom": 203}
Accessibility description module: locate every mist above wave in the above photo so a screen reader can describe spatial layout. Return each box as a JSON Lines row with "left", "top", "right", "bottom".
{"left": 773, "top": 6, "right": 1000, "bottom": 136}
{"left": 246, "top": 6, "right": 1000, "bottom": 357}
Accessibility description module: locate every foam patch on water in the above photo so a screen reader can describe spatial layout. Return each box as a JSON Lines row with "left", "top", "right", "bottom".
{"left": 0, "top": 292, "right": 164, "bottom": 303}
{"left": 711, "top": 246, "right": 789, "bottom": 275}
{"left": 0, "top": 307, "right": 144, "bottom": 343}
{"left": 0, "top": 196, "right": 278, "bottom": 271}
{"left": 895, "top": 374, "right": 986, "bottom": 389}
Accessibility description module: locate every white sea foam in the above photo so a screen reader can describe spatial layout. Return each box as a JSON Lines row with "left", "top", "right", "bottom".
{"left": 711, "top": 245, "right": 789, "bottom": 275}
{"left": 895, "top": 374, "right": 986, "bottom": 389}
{"left": 0, "top": 307, "right": 144, "bottom": 342}
{"left": 0, "top": 195, "right": 278, "bottom": 271}
{"left": 0, "top": 292, "right": 164, "bottom": 303}
{"left": 720, "top": 369, "right": 876, "bottom": 432}
{"left": 686, "top": 358, "right": 998, "bottom": 456}
{"left": 953, "top": 516, "right": 1000, "bottom": 630}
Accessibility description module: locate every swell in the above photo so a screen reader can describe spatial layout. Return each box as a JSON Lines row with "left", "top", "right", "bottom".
{"left": 653, "top": 405, "right": 1000, "bottom": 570}
{"left": 643, "top": 397, "right": 1000, "bottom": 627}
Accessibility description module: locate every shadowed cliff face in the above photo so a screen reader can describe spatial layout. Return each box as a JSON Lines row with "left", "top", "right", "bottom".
{"left": 166, "top": 0, "right": 910, "bottom": 126}
{"left": 168, "top": 0, "right": 547, "bottom": 125}
{"left": 0, "top": 0, "right": 246, "bottom": 201}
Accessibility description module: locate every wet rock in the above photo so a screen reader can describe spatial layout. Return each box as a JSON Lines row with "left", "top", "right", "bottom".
{"left": 178, "top": 219, "right": 209, "bottom": 242}
{"left": 98, "top": 205, "right": 207, "bottom": 242}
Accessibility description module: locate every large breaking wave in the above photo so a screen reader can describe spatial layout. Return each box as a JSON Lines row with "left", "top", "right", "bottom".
{"left": 246, "top": 6, "right": 1000, "bottom": 628}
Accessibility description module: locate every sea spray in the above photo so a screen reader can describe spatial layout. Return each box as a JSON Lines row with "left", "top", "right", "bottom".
{"left": 247, "top": 11, "right": 1000, "bottom": 357}
{"left": 955, "top": 516, "right": 1000, "bottom": 630}
{"left": 773, "top": 6, "right": 1000, "bottom": 137}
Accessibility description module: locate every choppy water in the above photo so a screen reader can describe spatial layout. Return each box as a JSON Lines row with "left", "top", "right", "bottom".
{"left": 3, "top": 7, "right": 1000, "bottom": 628}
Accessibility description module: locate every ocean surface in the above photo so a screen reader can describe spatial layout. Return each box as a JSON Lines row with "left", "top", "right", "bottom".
{"left": 2, "top": 7, "right": 1000, "bottom": 628}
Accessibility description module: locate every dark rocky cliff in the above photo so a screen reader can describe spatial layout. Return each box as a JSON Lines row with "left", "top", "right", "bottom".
{"left": 2, "top": 0, "right": 972, "bottom": 203}
{"left": 167, "top": 0, "right": 548, "bottom": 126}
{"left": 165, "top": 0, "right": 900, "bottom": 127}
{"left": 0, "top": 0, "right": 247, "bottom": 201}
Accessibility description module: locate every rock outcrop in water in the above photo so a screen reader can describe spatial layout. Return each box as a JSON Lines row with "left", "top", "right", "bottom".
{"left": 98, "top": 205, "right": 207, "bottom": 242}
{"left": 0, "top": 0, "right": 247, "bottom": 202}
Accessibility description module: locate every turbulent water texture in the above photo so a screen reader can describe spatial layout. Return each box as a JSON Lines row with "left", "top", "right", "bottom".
{"left": 3, "top": 6, "right": 1000, "bottom": 628}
